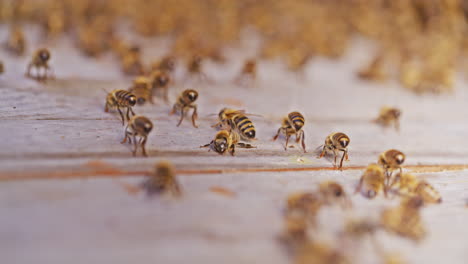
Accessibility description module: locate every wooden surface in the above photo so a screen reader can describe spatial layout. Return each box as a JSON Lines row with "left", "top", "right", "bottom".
{"left": 1, "top": 30, "right": 468, "bottom": 264}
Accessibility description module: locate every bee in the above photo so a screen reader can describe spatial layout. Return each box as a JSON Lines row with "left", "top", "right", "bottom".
{"left": 318, "top": 181, "right": 352, "bottom": 208}
{"left": 128, "top": 76, "right": 152, "bottom": 105}
{"left": 104, "top": 89, "right": 137, "bottom": 125}
{"left": 121, "top": 115, "right": 153, "bottom": 157}
{"left": 294, "top": 242, "right": 349, "bottom": 264}
{"left": 151, "top": 55, "right": 176, "bottom": 74}
{"left": 149, "top": 70, "right": 171, "bottom": 103}
{"left": 318, "top": 132, "right": 350, "bottom": 169}
{"left": 213, "top": 108, "right": 257, "bottom": 141}
{"left": 378, "top": 149, "right": 405, "bottom": 187}
{"left": 5, "top": 26, "right": 26, "bottom": 55}
{"left": 357, "top": 54, "right": 388, "bottom": 82}
{"left": 414, "top": 180, "right": 442, "bottom": 204}
{"left": 234, "top": 59, "right": 257, "bottom": 86}
{"left": 391, "top": 173, "right": 442, "bottom": 204}
{"left": 170, "top": 89, "right": 199, "bottom": 127}
{"left": 278, "top": 213, "right": 309, "bottom": 255}
{"left": 355, "top": 164, "right": 386, "bottom": 198}
{"left": 374, "top": 106, "right": 401, "bottom": 131}
{"left": 141, "top": 161, "right": 181, "bottom": 196}
{"left": 286, "top": 192, "right": 323, "bottom": 227}
{"left": 186, "top": 54, "right": 207, "bottom": 81}
{"left": 200, "top": 130, "right": 255, "bottom": 156}
{"left": 273, "top": 111, "right": 306, "bottom": 152}
{"left": 121, "top": 46, "right": 145, "bottom": 75}
{"left": 381, "top": 196, "right": 426, "bottom": 241}
{"left": 26, "top": 48, "right": 54, "bottom": 81}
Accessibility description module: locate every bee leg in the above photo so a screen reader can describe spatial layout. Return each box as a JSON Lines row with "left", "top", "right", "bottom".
{"left": 117, "top": 107, "right": 125, "bottom": 126}
{"left": 284, "top": 135, "right": 291, "bottom": 151}
{"left": 169, "top": 104, "right": 177, "bottom": 115}
{"left": 237, "top": 143, "right": 256, "bottom": 148}
{"left": 120, "top": 126, "right": 129, "bottom": 144}
{"left": 25, "top": 63, "right": 32, "bottom": 77}
{"left": 126, "top": 107, "right": 131, "bottom": 121}
{"left": 318, "top": 146, "right": 326, "bottom": 159}
{"left": 339, "top": 150, "right": 347, "bottom": 170}
{"left": 104, "top": 102, "right": 109, "bottom": 113}
{"left": 129, "top": 107, "right": 135, "bottom": 117}
{"left": 272, "top": 127, "right": 282, "bottom": 141}
{"left": 190, "top": 105, "right": 198, "bottom": 128}
{"left": 300, "top": 131, "right": 306, "bottom": 153}
{"left": 211, "top": 122, "right": 222, "bottom": 128}
{"left": 141, "top": 136, "right": 148, "bottom": 157}
{"left": 132, "top": 135, "right": 138, "bottom": 156}
{"left": 229, "top": 145, "right": 235, "bottom": 156}
{"left": 177, "top": 107, "right": 185, "bottom": 127}
{"left": 200, "top": 142, "right": 211, "bottom": 148}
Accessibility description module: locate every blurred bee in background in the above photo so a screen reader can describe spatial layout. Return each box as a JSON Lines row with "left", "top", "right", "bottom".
{"left": 286, "top": 192, "right": 323, "bottom": 227}
{"left": 355, "top": 164, "right": 386, "bottom": 198}
{"left": 5, "top": 26, "right": 26, "bottom": 55}
{"left": 104, "top": 89, "right": 137, "bottom": 125}
{"left": 149, "top": 70, "right": 171, "bottom": 103}
{"left": 170, "top": 89, "right": 199, "bottom": 127}
{"left": 213, "top": 108, "right": 257, "bottom": 141}
{"left": 318, "top": 132, "right": 350, "bottom": 169}
{"left": 390, "top": 173, "right": 442, "bottom": 204}
{"left": 26, "top": 48, "right": 54, "bottom": 81}
{"left": 151, "top": 55, "right": 176, "bottom": 74}
{"left": 234, "top": 59, "right": 257, "bottom": 87}
{"left": 294, "top": 241, "right": 349, "bottom": 264}
{"left": 121, "top": 46, "right": 145, "bottom": 75}
{"left": 43, "top": 4, "right": 67, "bottom": 38}
{"left": 128, "top": 76, "right": 153, "bottom": 105}
{"left": 278, "top": 213, "right": 309, "bottom": 255}
{"left": 76, "top": 26, "right": 107, "bottom": 57}
{"left": 378, "top": 149, "right": 405, "bottom": 187}
{"left": 273, "top": 111, "right": 306, "bottom": 152}
{"left": 318, "top": 181, "right": 352, "bottom": 208}
{"left": 381, "top": 196, "right": 426, "bottom": 242}
{"left": 374, "top": 107, "right": 401, "bottom": 131}
{"left": 121, "top": 115, "right": 153, "bottom": 157}
{"left": 358, "top": 53, "right": 388, "bottom": 82}
{"left": 141, "top": 160, "right": 181, "bottom": 196}
{"left": 186, "top": 54, "right": 207, "bottom": 81}
{"left": 201, "top": 130, "right": 255, "bottom": 156}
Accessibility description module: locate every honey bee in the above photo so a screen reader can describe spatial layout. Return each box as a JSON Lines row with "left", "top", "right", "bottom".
{"left": 355, "top": 164, "right": 386, "bottom": 198}
{"left": 273, "top": 111, "right": 306, "bottom": 152}
{"left": 26, "top": 48, "right": 54, "bottom": 81}
{"left": 286, "top": 192, "right": 323, "bottom": 226}
{"left": 381, "top": 196, "right": 426, "bottom": 241}
{"left": 186, "top": 54, "right": 207, "bottom": 80}
{"left": 414, "top": 180, "right": 442, "bottom": 204}
{"left": 201, "top": 130, "right": 255, "bottom": 156}
{"left": 378, "top": 149, "right": 405, "bottom": 186}
{"left": 318, "top": 132, "right": 350, "bottom": 169}
{"left": 294, "top": 242, "right": 349, "bottom": 264}
{"left": 121, "top": 115, "right": 153, "bottom": 157}
{"left": 170, "top": 89, "right": 199, "bottom": 127}
{"left": 151, "top": 55, "right": 176, "bottom": 74}
{"left": 5, "top": 26, "right": 26, "bottom": 55}
{"left": 121, "top": 46, "right": 145, "bottom": 75}
{"left": 128, "top": 76, "right": 152, "bottom": 105}
{"left": 374, "top": 106, "right": 401, "bottom": 131}
{"left": 149, "top": 70, "right": 171, "bottom": 103}
{"left": 391, "top": 173, "right": 442, "bottom": 204}
{"left": 234, "top": 59, "right": 257, "bottom": 86}
{"left": 213, "top": 108, "right": 257, "bottom": 141}
{"left": 141, "top": 161, "right": 181, "bottom": 196}
{"left": 318, "top": 181, "right": 352, "bottom": 208}
{"left": 104, "top": 89, "right": 137, "bottom": 125}
{"left": 357, "top": 54, "right": 388, "bottom": 82}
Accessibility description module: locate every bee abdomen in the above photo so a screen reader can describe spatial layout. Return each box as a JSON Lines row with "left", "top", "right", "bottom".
{"left": 288, "top": 112, "right": 305, "bottom": 130}
{"left": 115, "top": 90, "right": 135, "bottom": 106}
{"left": 332, "top": 132, "right": 348, "bottom": 142}
{"left": 235, "top": 115, "right": 255, "bottom": 137}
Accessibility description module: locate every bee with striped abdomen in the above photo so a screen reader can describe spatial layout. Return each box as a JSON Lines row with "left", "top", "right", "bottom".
{"left": 355, "top": 164, "right": 386, "bottom": 198}
{"left": 5, "top": 26, "right": 26, "bottom": 56}
{"left": 374, "top": 106, "right": 401, "bottom": 131}
{"left": 104, "top": 89, "right": 137, "bottom": 125}
{"left": 273, "top": 111, "right": 306, "bottom": 152}
{"left": 121, "top": 115, "right": 153, "bottom": 157}
{"left": 200, "top": 130, "right": 255, "bottom": 156}
{"left": 213, "top": 108, "right": 256, "bottom": 141}
{"left": 378, "top": 149, "right": 405, "bottom": 187}
{"left": 150, "top": 70, "right": 171, "bottom": 103}
{"left": 26, "top": 48, "right": 54, "bottom": 81}
{"left": 318, "top": 132, "right": 350, "bottom": 169}
{"left": 141, "top": 161, "right": 181, "bottom": 196}
{"left": 170, "top": 89, "right": 199, "bottom": 127}
{"left": 128, "top": 76, "right": 153, "bottom": 105}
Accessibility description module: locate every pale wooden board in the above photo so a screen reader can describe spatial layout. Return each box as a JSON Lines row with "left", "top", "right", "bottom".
{"left": 1, "top": 27, "right": 468, "bottom": 264}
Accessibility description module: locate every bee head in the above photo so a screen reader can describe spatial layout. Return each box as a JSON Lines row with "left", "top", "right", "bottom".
{"left": 294, "top": 122, "right": 303, "bottom": 131}
{"left": 339, "top": 137, "right": 349, "bottom": 148}
{"left": 129, "top": 95, "right": 137, "bottom": 106}
{"left": 143, "top": 121, "right": 153, "bottom": 133}
{"left": 366, "top": 190, "right": 377, "bottom": 199}
{"left": 245, "top": 130, "right": 256, "bottom": 139}
{"left": 39, "top": 49, "right": 50, "bottom": 61}
{"left": 392, "top": 109, "right": 401, "bottom": 118}
{"left": 187, "top": 90, "right": 198, "bottom": 102}
{"left": 213, "top": 138, "right": 228, "bottom": 154}
{"left": 395, "top": 153, "right": 405, "bottom": 165}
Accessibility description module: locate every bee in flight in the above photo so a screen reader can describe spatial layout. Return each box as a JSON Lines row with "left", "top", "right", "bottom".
{"left": 104, "top": 89, "right": 137, "bottom": 125}
{"left": 170, "top": 89, "right": 199, "bottom": 128}
{"left": 378, "top": 149, "right": 405, "bottom": 187}
{"left": 128, "top": 76, "right": 152, "bottom": 105}
{"left": 374, "top": 106, "right": 401, "bottom": 131}
{"left": 141, "top": 161, "right": 181, "bottom": 197}
{"left": 121, "top": 115, "right": 153, "bottom": 157}
{"left": 213, "top": 108, "right": 257, "bottom": 141}
{"left": 355, "top": 164, "right": 386, "bottom": 198}
{"left": 26, "top": 48, "right": 54, "bottom": 81}
{"left": 201, "top": 130, "right": 255, "bottom": 156}
{"left": 318, "top": 132, "right": 350, "bottom": 169}
{"left": 273, "top": 111, "right": 306, "bottom": 152}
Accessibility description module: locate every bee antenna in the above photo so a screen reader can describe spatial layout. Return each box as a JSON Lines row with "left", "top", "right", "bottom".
{"left": 101, "top": 88, "right": 110, "bottom": 94}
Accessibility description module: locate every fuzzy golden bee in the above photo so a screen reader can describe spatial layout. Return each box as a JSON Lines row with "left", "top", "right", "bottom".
{"left": 273, "top": 111, "right": 306, "bottom": 152}
{"left": 104, "top": 89, "right": 137, "bottom": 125}
{"left": 381, "top": 196, "right": 426, "bottom": 242}
{"left": 201, "top": 130, "right": 255, "bottom": 156}
{"left": 128, "top": 76, "right": 153, "bottom": 105}
{"left": 141, "top": 161, "right": 181, "bottom": 196}
{"left": 149, "top": 70, "right": 171, "bottom": 103}
{"left": 170, "top": 89, "right": 199, "bottom": 127}
{"left": 374, "top": 106, "right": 401, "bottom": 131}
{"left": 318, "top": 132, "right": 350, "bottom": 169}
{"left": 378, "top": 149, "right": 405, "bottom": 186}
{"left": 121, "top": 46, "right": 145, "bottom": 75}
{"left": 286, "top": 192, "right": 323, "bottom": 227}
{"left": 318, "top": 181, "right": 351, "bottom": 208}
{"left": 5, "top": 26, "right": 26, "bottom": 55}
{"left": 213, "top": 108, "right": 257, "bottom": 141}
{"left": 121, "top": 115, "right": 153, "bottom": 157}
{"left": 355, "top": 164, "right": 386, "bottom": 198}
{"left": 26, "top": 48, "right": 54, "bottom": 81}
